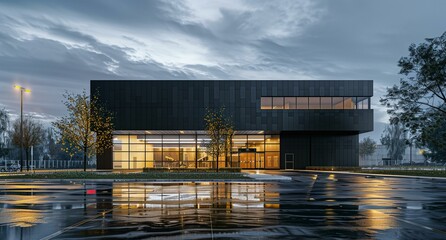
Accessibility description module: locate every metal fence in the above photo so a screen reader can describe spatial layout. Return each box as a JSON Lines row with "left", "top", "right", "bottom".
{"left": 0, "top": 159, "right": 96, "bottom": 170}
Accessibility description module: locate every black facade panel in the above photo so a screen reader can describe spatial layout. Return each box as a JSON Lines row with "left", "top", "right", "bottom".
{"left": 91, "top": 80, "right": 372, "bottom": 169}
{"left": 97, "top": 146, "right": 113, "bottom": 170}
{"left": 91, "top": 80, "right": 373, "bottom": 133}
{"left": 280, "top": 132, "right": 359, "bottom": 169}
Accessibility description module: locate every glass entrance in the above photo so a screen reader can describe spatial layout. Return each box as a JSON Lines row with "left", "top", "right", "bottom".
{"left": 239, "top": 152, "right": 256, "bottom": 168}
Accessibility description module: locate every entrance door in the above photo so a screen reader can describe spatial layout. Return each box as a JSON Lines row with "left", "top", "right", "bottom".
{"left": 285, "top": 153, "right": 294, "bottom": 169}
{"left": 256, "top": 153, "right": 264, "bottom": 168}
{"left": 239, "top": 152, "right": 256, "bottom": 169}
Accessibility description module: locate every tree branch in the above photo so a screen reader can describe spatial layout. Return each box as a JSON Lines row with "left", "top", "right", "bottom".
{"left": 415, "top": 101, "right": 446, "bottom": 114}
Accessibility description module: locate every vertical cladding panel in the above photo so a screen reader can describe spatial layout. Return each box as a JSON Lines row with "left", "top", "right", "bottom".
{"left": 308, "top": 134, "right": 359, "bottom": 167}
{"left": 319, "top": 81, "right": 324, "bottom": 96}
{"left": 272, "top": 81, "right": 277, "bottom": 96}
{"left": 204, "top": 85, "right": 209, "bottom": 108}
{"left": 280, "top": 133, "right": 309, "bottom": 169}
{"left": 97, "top": 147, "right": 113, "bottom": 170}
{"left": 293, "top": 82, "right": 299, "bottom": 96}
{"left": 230, "top": 83, "right": 235, "bottom": 107}
{"left": 91, "top": 80, "right": 372, "bottom": 132}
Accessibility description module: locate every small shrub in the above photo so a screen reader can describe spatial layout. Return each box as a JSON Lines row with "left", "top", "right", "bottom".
{"left": 220, "top": 167, "right": 241, "bottom": 172}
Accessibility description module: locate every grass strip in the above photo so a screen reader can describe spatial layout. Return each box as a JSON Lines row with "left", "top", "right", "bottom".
{"left": 356, "top": 170, "right": 446, "bottom": 178}
{"left": 0, "top": 171, "right": 251, "bottom": 180}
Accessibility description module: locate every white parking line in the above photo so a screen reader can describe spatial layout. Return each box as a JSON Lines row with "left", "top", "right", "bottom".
{"left": 39, "top": 208, "right": 116, "bottom": 240}
{"left": 371, "top": 209, "right": 446, "bottom": 235}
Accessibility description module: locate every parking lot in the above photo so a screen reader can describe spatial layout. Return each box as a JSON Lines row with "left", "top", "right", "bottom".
{"left": 1, "top": 171, "right": 446, "bottom": 239}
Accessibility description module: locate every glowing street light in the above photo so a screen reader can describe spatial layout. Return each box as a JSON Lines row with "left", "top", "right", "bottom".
{"left": 14, "top": 85, "right": 31, "bottom": 172}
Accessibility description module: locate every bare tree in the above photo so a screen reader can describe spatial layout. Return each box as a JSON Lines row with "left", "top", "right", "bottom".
{"left": 0, "top": 108, "right": 9, "bottom": 160}
{"left": 381, "top": 123, "right": 407, "bottom": 162}
{"left": 11, "top": 116, "right": 45, "bottom": 171}
{"left": 53, "top": 90, "right": 113, "bottom": 171}
{"left": 359, "top": 137, "right": 377, "bottom": 164}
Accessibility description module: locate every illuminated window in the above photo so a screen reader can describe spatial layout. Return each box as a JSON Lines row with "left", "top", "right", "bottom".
{"left": 113, "top": 133, "right": 282, "bottom": 170}
{"left": 284, "top": 97, "right": 296, "bottom": 109}
{"left": 344, "top": 97, "right": 356, "bottom": 109}
{"left": 308, "top": 97, "right": 320, "bottom": 109}
{"left": 297, "top": 97, "right": 308, "bottom": 109}
{"left": 261, "top": 97, "right": 272, "bottom": 109}
{"left": 320, "top": 97, "right": 332, "bottom": 109}
{"left": 356, "top": 97, "right": 369, "bottom": 109}
{"left": 272, "top": 97, "right": 284, "bottom": 109}
{"left": 265, "top": 152, "right": 280, "bottom": 169}
{"left": 113, "top": 135, "right": 128, "bottom": 143}
{"left": 332, "top": 97, "right": 344, "bottom": 109}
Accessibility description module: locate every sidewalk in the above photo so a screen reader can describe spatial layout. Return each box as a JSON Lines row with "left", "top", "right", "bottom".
{"left": 246, "top": 172, "right": 292, "bottom": 181}
{"left": 291, "top": 170, "right": 446, "bottom": 180}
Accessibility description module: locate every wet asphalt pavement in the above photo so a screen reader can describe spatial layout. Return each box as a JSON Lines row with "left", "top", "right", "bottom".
{"left": 1, "top": 171, "right": 446, "bottom": 240}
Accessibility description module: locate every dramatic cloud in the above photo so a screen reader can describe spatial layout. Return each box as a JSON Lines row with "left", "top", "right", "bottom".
{"left": 0, "top": 0, "right": 445, "bottom": 140}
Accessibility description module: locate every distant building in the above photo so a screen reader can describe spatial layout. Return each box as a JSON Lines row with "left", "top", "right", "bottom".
{"left": 360, "top": 144, "right": 426, "bottom": 166}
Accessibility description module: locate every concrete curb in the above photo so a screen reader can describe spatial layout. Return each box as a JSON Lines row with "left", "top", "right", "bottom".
{"left": 247, "top": 173, "right": 292, "bottom": 181}
{"left": 0, "top": 177, "right": 273, "bottom": 183}
{"left": 289, "top": 170, "right": 446, "bottom": 180}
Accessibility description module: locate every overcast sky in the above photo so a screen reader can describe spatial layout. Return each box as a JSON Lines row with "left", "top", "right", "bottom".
{"left": 0, "top": 0, "right": 445, "bottom": 141}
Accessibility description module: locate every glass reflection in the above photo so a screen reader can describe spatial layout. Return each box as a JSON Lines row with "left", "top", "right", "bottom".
{"left": 260, "top": 97, "right": 370, "bottom": 110}
{"left": 113, "top": 133, "right": 280, "bottom": 170}
{"left": 284, "top": 97, "right": 296, "bottom": 109}
{"left": 260, "top": 97, "right": 272, "bottom": 109}
{"left": 272, "top": 97, "right": 284, "bottom": 109}
{"left": 111, "top": 182, "right": 280, "bottom": 221}
{"left": 297, "top": 97, "right": 309, "bottom": 109}
{"left": 308, "top": 97, "right": 320, "bottom": 109}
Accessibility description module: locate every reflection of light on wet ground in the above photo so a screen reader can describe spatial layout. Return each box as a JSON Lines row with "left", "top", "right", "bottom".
{"left": 113, "top": 182, "right": 279, "bottom": 210}
{"left": 0, "top": 209, "right": 46, "bottom": 227}
{"left": 357, "top": 178, "right": 398, "bottom": 208}
{"left": 362, "top": 209, "right": 396, "bottom": 231}
{"left": 1, "top": 174, "right": 446, "bottom": 239}
{"left": 0, "top": 195, "right": 48, "bottom": 205}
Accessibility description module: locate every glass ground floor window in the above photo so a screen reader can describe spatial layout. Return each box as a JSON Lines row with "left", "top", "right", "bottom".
{"left": 112, "top": 132, "right": 280, "bottom": 169}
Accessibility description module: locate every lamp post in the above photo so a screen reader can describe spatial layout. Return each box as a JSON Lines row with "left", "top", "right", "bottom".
{"left": 14, "top": 85, "right": 31, "bottom": 172}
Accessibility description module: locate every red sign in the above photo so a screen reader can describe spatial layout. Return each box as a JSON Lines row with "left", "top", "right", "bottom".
{"left": 86, "top": 189, "right": 96, "bottom": 195}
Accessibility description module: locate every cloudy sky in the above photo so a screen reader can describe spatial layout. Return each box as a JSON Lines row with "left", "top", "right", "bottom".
{"left": 0, "top": 0, "right": 445, "bottom": 140}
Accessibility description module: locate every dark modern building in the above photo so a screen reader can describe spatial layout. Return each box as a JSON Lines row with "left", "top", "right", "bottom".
{"left": 91, "top": 80, "right": 373, "bottom": 170}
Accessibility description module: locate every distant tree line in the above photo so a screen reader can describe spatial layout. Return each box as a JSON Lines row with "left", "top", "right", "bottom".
{"left": 0, "top": 108, "right": 79, "bottom": 170}
{"left": 0, "top": 89, "right": 114, "bottom": 172}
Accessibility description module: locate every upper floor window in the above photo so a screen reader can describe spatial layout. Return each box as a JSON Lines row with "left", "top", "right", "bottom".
{"left": 308, "top": 97, "right": 320, "bottom": 109}
{"left": 297, "top": 97, "right": 308, "bottom": 109}
{"left": 284, "top": 97, "right": 296, "bottom": 109}
{"left": 272, "top": 97, "right": 284, "bottom": 109}
{"left": 260, "top": 97, "right": 371, "bottom": 110}
{"left": 261, "top": 97, "right": 272, "bottom": 109}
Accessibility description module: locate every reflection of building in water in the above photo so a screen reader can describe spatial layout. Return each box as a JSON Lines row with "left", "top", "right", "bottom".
{"left": 111, "top": 182, "right": 280, "bottom": 223}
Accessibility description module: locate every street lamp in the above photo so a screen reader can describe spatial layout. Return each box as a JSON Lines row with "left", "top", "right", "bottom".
{"left": 14, "top": 85, "right": 31, "bottom": 172}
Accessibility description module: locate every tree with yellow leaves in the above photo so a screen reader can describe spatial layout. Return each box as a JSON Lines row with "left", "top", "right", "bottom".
{"left": 204, "top": 107, "right": 234, "bottom": 171}
{"left": 53, "top": 90, "right": 113, "bottom": 171}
